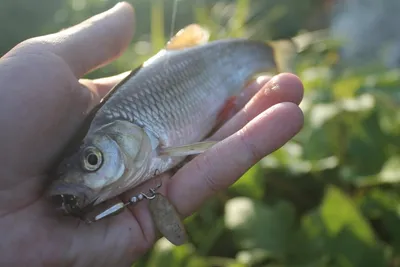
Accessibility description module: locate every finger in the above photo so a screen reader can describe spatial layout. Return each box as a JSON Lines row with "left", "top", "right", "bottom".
{"left": 168, "top": 102, "right": 304, "bottom": 216}
{"left": 11, "top": 2, "right": 134, "bottom": 78}
{"left": 80, "top": 71, "right": 130, "bottom": 99}
{"left": 211, "top": 73, "right": 304, "bottom": 140}
{"left": 237, "top": 76, "right": 272, "bottom": 108}
{"left": 212, "top": 75, "right": 272, "bottom": 129}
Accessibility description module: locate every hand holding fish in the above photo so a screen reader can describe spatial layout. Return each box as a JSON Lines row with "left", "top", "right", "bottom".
{"left": 0, "top": 2, "right": 304, "bottom": 267}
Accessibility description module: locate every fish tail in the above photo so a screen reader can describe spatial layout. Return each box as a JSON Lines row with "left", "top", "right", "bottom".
{"left": 244, "top": 38, "right": 299, "bottom": 75}
{"left": 230, "top": 38, "right": 298, "bottom": 75}
{"left": 268, "top": 39, "right": 298, "bottom": 73}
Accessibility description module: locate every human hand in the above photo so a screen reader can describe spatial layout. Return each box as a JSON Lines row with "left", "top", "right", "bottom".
{"left": 0, "top": 2, "right": 304, "bottom": 267}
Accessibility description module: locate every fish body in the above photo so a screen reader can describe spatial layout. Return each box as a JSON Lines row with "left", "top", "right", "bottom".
{"left": 94, "top": 39, "right": 274, "bottom": 188}
{"left": 49, "top": 32, "right": 276, "bottom": 215}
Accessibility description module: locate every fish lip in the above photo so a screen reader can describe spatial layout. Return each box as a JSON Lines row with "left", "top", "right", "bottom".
{"left": 48, "top": 181, "right": 97, "bottom": 215}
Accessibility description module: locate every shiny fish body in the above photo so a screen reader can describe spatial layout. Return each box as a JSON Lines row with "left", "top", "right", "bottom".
{"left": 95, "top": 40, "right": 273, "bottom": 188}
{"left": 97, "top": 39, "right": 273, "bottom": 145}
{"left": 50, "top": 38, "right": 276, "bottom": 213}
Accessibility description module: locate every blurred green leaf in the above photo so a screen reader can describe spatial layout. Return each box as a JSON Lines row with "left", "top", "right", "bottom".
{"left": 236, "top": 249, "right": 273, "bottom": 266}
{"left": 230, "top": 163, "right": 265, "bottom": 199}
{"left": 357, "top": 156, "right": 400, "bottom": 186}
{"left": 332, "top": 76, "right": 362, "bottom": 99}
{"left": 329, "top": 228, "right": 387, "bottom": 267}
{"left": 225, "top": 197, "right": 295, "bottom": 258}
{"left": 360, "top": 189, "right": 400, "bottom": 254}
{"left": 320, "top": 186, "right": 376, "bottom": 244}
{"left": 146, "top": 239, "right": 208, "bottom": 267}
{"left": 151, "top": 0, "right": 165, "bottom": 53}
{"left": 309, "top": 103, "right": 340, "bottom": 128}
{"left": 229, "top": 0, "right": 249, "bottom": 38}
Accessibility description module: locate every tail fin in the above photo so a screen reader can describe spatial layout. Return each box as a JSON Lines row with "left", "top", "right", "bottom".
{"left": 268, "top": 39, "right": 299, "bottom": 73}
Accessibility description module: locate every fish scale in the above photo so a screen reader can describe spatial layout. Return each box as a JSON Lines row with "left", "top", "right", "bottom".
{"left": 50, "top": 38, "right": 276, "bottom": 214}
{"left": 101, "top": 40, "right": 270, "bottom": 171}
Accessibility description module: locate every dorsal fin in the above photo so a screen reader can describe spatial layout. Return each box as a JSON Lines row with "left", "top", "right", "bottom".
{"left": 143, "top": 24, "right": 210, "bottom": 67}
{"left": 76, "top": 24, "right": 209, "bottom": 129}
{"left": 166, "top": 24, "right": 210, "bottom": 50}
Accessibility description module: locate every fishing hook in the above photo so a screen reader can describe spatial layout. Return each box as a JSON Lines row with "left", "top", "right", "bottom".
{"left": 93, "top": 177, "right": 163, "bottom": 222}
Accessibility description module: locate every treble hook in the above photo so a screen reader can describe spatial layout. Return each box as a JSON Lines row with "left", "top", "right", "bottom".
{"left": 93, "top": 176, "right": 163, "bottom": 222}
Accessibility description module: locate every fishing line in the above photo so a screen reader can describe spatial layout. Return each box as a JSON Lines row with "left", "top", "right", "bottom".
{"left": 163, "top": 0, "right": 179, "bottom": 71}
{"left": 170, "top": 0, "right": 179, "bottom": 41}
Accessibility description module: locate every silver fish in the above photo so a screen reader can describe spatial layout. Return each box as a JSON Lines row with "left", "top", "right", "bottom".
{"left": 48, "top": 24, "right": 277, "bottom": 219}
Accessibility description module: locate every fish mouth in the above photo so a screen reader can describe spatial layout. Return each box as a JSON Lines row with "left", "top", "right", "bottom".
{"left": 48, "top": 181, "right": 98, "bottom": 217}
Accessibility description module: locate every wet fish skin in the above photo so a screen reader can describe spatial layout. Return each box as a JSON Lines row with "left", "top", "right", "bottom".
{"left": 49, "top": 38, "right": 276, "bottom": 213}
{"left": 95, "top": 38, "right": 276, "bottom": 174}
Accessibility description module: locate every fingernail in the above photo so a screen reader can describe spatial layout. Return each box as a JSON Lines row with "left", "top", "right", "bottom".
{"left": 114, "top": 1, "right": 130, "bottom": 8}
{"left": 113, "top": 1, "right": 128, "bottom": 9}
{"left": 255, "top": 75, "right": 271, "bottom": 85}
{"left": 264, "top": 76, "right": 280, "bottom": 93}
{"left": 115, "top": 2, "right": 125, "bottom": 7}
{"left": 244, "top": 75, "right": 270, "bottom": 90}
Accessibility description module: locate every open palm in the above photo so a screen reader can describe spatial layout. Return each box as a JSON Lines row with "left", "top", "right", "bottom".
{"left": 0, "top": 3, "right": 304, "bottom": 267}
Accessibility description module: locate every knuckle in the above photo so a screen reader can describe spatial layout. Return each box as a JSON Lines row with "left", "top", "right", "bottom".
{"left": 238, "top": 128, "right": 262, "bottom": 165}
{"left": 242, "top": 106, "right": 253, "bottom": 125}
{"left": 195, "top": 155, "right": 220, "bottom": 193}
{"left": 77, "top": 82, "right": 96, "bottom": 110}
{"left": 12, "top": 37, "right": 53, "bottom": 55}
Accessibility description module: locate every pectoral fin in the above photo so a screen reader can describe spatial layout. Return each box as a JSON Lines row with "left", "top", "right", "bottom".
{"left": 158, "top": 141, "right": 218, "bottom": 157}
{"left": 166, "top": 24, "right": 210, "bottom": 50}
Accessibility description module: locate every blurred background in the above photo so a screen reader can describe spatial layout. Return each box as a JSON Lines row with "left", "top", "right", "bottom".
{"left": 2, "top": 0, "right": 400, "bottom": 266}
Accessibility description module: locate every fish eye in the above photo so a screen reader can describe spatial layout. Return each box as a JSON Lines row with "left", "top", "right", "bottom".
{"left": 81, "top": 146, "right": 103, "bottom": 172}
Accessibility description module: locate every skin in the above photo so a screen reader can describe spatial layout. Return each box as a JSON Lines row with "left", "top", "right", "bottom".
{"left": 0, "top": 2, "right": 304, "bottom": 267}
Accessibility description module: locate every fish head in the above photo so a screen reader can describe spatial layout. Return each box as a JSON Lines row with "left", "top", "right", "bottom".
{"left": 48, "top": 120, "right": 154, "bottom": 216}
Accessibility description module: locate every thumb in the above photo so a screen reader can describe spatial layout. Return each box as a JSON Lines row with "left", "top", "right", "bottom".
{"left": 6, "top": 2, "right": 135, "bottom": 78}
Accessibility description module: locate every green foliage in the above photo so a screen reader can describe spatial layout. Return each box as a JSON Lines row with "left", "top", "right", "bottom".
{"left": 2, "top": 1, "right": 400, "bottom": 266}
{"left": 225, "top": 198, "right": 296, "bottom": 257}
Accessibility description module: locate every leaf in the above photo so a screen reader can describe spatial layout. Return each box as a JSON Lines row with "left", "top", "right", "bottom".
{"left": 262, "top": 142, "right": 317, "bottom": 175}
{"left": 230, "top": 163, "right": 266, "bottom": 199}
{"left": 236, "top": 249, "right": 274, "bottom": 266}
{"left": 378, "top": 107, "right": 400, "bottom": 135}
{"left": 146, "top": 238, "right": 178, "bottom": 266}
{"left": 333, "top": 76, "right": 363, "bottom": 99}
{"left": 374, "top": 69, "right": 400, "bottom": 88}
{"left": 340, "top": 94, "right": 375, "bottom": 113}
{"left": 360, "top": 189, "right": 400, "bottom": 253}
{"left": 301, "top": 125, "right": 337, "bottom": 161}
{"left": 184, "top": 198, "right": 224, "bottom": 254}
{"left": 285, "top": 210, "right": 330, "bottom": 265}
{"left": 292, "top": 190, "right": 388, "bottom": 267}
{"left": 309, "top": 103, "right": 340, "bottom": 128}
{"left": 185, "top": 256, "right": 210, "bottom": 267}
{"left": 150, "top": 0, "right": 165, "bottom": 53}
{"left": 300, "top": 66, "right": 333, "bottom": 94}
{"left": 224, "top": 197, "right": 295, "bottom": 258}
{"left": 229, "top": 0, "right": 250, "bottom": 38}
{"left": 357, "top": 156, "right": 400, "bottom": 186}
{"left": 320, "top": 186, "right": 376, "bottom": 245}
{"left": 329, "top": 228, "right": 387, "bottom": 267}
{"left": 146, "top": 239, "right": 197, "bottom": 267}
{"left": 345, "top": 110, "right": 388, "bottom": 177}
{"left": 379, "top": 156, "right": 400, "bottom": 183}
